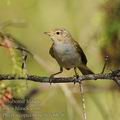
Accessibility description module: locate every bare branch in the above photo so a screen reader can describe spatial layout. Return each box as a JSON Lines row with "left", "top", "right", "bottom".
{"left": 0, "top": 69, "right": 120, "bottom": 84}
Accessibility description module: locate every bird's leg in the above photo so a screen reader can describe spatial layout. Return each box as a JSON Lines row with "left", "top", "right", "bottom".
{"left": 74, "top": 67, "right": 79, "bottom": 84}
{"left": 49, "top": 67, "right": 63, "bottom": 84}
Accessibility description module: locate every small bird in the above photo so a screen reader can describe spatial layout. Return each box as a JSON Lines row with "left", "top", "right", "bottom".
{"left": 44, "top": 28, "right": 94, "bottom": 83}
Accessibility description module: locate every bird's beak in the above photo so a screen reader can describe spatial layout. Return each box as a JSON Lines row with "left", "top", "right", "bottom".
{"left": 44, "top": 32, "right": 51, "bottom": 36}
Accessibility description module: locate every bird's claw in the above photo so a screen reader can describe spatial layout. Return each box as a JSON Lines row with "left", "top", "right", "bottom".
{"left": 73, "top": 75, "right": 79, "bottom": 84}
{"left": 49, "top": 75, "right": 54, "bottom": 85}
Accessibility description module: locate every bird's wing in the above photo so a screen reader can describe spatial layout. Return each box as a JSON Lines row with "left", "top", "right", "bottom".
{"left": 49, "top": 43, "right": 64, "bottom": 69}
{"left": 49, "top": 43, "right": 55, "bottom": 58}
{"left": 73, "top": 40, "right": 87, "bottom": 65}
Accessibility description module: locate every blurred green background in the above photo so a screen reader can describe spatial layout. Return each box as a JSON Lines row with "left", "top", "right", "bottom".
{"left": 0, "top": 0, "right": 120, "bottom": 120}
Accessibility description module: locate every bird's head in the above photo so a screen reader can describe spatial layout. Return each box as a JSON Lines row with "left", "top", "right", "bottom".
{"left": 44, "top": 28, "right": 72, "bottom": 43}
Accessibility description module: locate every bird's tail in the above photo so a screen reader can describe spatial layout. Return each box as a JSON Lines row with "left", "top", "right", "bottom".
{"left": 78, "top": 65, "right": 94, "bottom": 75}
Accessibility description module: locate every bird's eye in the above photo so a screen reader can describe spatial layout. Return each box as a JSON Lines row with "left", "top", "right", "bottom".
{"left": 56, "top": 32, "right": 60, "bottom": 35}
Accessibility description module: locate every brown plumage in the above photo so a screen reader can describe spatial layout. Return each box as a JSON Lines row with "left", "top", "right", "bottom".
{"left": 44, "top": 28, "right": 94, "bottom": 81}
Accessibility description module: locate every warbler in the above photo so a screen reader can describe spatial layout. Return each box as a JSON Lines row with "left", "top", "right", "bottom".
{"left": 44, "top": 28, "right": 94, "bottom": 83}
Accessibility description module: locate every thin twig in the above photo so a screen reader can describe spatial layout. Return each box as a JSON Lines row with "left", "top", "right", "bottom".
{"left": 101, "top": 56, "right": 109, "bottom": 74}
{"left": 0, "top": 69, "right": 120, "bottom": 84}
{"left": 79, "top": 82, "right": 87, "bottom": 120}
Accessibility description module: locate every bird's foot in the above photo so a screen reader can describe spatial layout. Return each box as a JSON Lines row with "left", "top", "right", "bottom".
{"left": 49, "top": 75, "right": 54, "bottom": 85}
{"left": 73, "top": 74, "right": 79, "bottom": 84}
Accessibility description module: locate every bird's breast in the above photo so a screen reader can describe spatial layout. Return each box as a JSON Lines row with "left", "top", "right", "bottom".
{"left": 53, "top": 42, "right": 82, "bottom": 69}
